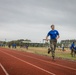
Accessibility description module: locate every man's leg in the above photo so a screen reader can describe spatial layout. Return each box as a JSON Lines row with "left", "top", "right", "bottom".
{"left": 74, "top": 50, "right": 76, "bottom": 57}
{"left": 48, "top": 41, "right": 51, "bottom": 54}
{"left": 75, "top": 51, "right": 76, "bottom": 56}
{"left": 71, "top": 49, "right": 73, "bottom": 57}
{"left": 48, "top": 40, "right": 57, "bottom": 60}
{"left": 48, "top": 48, "right": 51, "bottom": 54}
{"left": 48, "top": 40, "right": 52, "bottom": 54}
{"left": 52, "top": 40, "right": 57, "bottom": 59}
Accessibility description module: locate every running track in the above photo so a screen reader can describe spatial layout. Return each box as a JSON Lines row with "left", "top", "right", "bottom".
{"left": 0, "top": 48, "right": 76, "bottom": 75}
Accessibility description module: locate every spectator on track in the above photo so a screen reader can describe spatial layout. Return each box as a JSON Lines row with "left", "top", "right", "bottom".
{"left": 8, "top": 44, "right": 11, "bottom": 48}
{"left": 70, "top": 42, "right": 75, "bottom": 57}
{"left": 61, "top": 44, "right": 64, "bottom": 51}
{"left": 12, "top": 43, "right": 17, "bottom": 49}
{"left": 20, "top": 44, "right": 23, "bottom": 48}
{"left": 25, "top": 44, "right": 29, "bottom": 50}
{"left": 74, "top": 47, "right": 76, "bottom": 56}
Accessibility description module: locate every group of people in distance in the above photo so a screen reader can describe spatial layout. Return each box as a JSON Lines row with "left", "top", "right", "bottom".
{"left": 8, "top": 43, "right": 28, "bottom": 50}
{"left": 8, "top": 43, "right": 17, "bottom": 49}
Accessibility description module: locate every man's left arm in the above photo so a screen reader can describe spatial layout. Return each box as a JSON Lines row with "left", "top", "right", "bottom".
{"left": 56, "top": 31, "right": 60, "bottom": 40}
{"left": 56, "top": 35, "right": 60, "bottom": 40}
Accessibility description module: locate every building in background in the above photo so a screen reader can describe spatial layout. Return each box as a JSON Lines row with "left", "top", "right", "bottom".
{"left": 60, "top": 39, "right": 76, "bottom": 48}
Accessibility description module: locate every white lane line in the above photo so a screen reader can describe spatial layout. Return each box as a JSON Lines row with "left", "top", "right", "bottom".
{"left": 0, "top": 63, "right": 9, "bottom": 75}
{"left": 0, "top": 50, "right": 56, "bottom": 75}
{"left": 10, "top": 50, "right": 76, "bottom": 71}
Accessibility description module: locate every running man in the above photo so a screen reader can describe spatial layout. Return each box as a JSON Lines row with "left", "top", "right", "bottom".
{"left": 46, "top": 24, "right": 60, "bottom": 59}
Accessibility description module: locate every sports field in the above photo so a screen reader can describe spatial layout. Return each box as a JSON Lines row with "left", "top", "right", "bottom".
{"left": 14, "top": 47, "right": 76, "bottom": 61}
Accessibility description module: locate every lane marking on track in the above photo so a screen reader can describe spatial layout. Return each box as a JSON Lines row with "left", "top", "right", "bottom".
{"left": 0, "top": 63, "right": 9, "bottom": 75}
{"left": 9, "top": 50, "right": 76, "bottom": 71}
{"left": 0, "top": 50, "right": 56, "bottom": 75}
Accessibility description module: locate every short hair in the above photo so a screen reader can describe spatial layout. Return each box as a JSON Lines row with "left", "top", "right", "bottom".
{"left": 51, "top": 24, "right": 54, "bottom": 28}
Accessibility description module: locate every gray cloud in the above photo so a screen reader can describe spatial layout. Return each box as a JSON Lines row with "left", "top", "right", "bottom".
{"left": 0, "top": 0, "right": 76, "bottom": 42}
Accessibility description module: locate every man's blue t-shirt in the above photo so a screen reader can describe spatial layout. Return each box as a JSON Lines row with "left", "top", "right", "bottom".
{"left": 12, "top": 44, "right": 16, "bottom": 47}
{"left": 47, "top": 30, "right": 59, "bottom": 39}
{"left": 74, "top": 47, "right": 76, "bottom": 51}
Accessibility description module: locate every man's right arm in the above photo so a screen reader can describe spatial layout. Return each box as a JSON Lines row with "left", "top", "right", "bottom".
{"left": 46, "top": 31, "right": 50, "bottom": 41}
{"left": 46, "top": 36, "right": 49, "bottom": 41}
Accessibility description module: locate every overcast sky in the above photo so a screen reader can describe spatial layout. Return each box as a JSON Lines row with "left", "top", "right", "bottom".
{"left": 0, "top": 0, "right": 76, "bottom": 42}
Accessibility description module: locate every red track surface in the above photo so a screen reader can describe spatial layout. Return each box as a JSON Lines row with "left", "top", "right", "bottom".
{"left": 0, "top": 47, "right": 76, "bottom": 75}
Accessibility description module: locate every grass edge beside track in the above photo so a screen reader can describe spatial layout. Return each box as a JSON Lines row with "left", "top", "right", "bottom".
{"left": 2, "top": 46, "right": 76, "bottom": 61}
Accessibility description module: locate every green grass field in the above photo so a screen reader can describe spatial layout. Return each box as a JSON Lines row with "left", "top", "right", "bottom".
{"left": 5, "top": 46, "right": 76, "bottom": 61}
